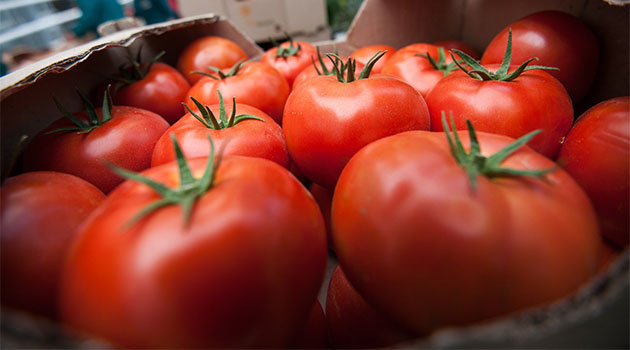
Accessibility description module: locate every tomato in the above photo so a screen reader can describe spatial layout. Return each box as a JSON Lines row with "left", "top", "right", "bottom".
{"left": 425, "top": 33, "right": 573, "bottom": 159}
{"left": 261, "top": 39, "right": 317, "bottom": 88}
{"left": 326, "top": 265, "right": 414, "bottom": 349}
{"left": 151, "top": 94, "right": 289, "bottom": 168}
{"left": 60, "top": 143, "right": 328, "bottom": 348}
{"left": 481, "top": 10, "right": 598, "bottom": 103}
{"left": 331, "top": 125, "right": 601, "bottom": 336}
{"left": 1, "top": 171, "right": 104, "bottom": 319}
{"left": 349, "top": 44, "right": 396, "bottom": 74}
{"left": 381, "top": 43, "right": 456, "bottom": 96}
{"left": 114, "top": 61, "right": 190, "bottom": 124}
{"left": 176, "top": 36, "right": 248, "bottom": 85}
{"left": 291, "top": 300, "right": 328, "bottom": 349}
{"left": 24, "top": 93, "right": 169, "bottom": 193}
{"left": 433, "top": 40, "right": 479, "bottom": 59}
{"left": 186, "top": 61, "right": 290, "bottom": 124}
{"left": 556, "top": 96, "right": 630, "bottom": 247}
{"left": 283, "top": 54, "right": 431, "bottom": 189}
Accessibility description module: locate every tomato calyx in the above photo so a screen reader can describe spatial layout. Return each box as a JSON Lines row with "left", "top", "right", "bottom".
{"left": 183, "top": 91, "right": 264, "bottom": 129}
{"left": 450, "top": 29, "right": 558, "bottom": 81}
{"left": 271, "top": 36, "right": 302, "bottom": 58}
{"left": 111, "top": 133, "right": 220, "bottom": 228}
{"left": 311, "top": 46, "right": 336, "bottom": 76}
{"left": 327, "top": 50, "right": 386, "bottom": 83}
{"left": 441, "top": 112, "right": 555, "bottom": 191}
{"left": 415, "top": 47, "right": 460, "bottom": 77}
{"left": 46, "top": 88, "right": 114, "bottom": 134}
{"left": 192, "top": 58, "right": 247, "bottom": 80}
{"left": 113, "top": 50, "right": 165, "bottom": 90}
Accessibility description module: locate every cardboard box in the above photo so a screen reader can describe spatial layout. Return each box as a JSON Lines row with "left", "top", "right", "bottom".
{"left": 178, "top": 0, "right": 331, "bottom": 43}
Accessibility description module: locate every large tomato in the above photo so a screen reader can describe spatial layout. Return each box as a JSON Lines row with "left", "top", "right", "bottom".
{"left": 332, "top": 124, "right": 601, "bottom": 336}
{"left": 425, "top": 33, "right": 573, "bottom": 159}
{"left": 283, "top": 55, "right": 431, "bottom": 189}
{"left": 556, "top": 96, "right": 630, "bottom": 247}
{"left": 1, "top": 171, "right": 104, "bottom": 319}
{"left": 59, "top": 142, "right": 327, "bottom": 348}
{"left": 151, "top": 94, "right": 289, "bottom": 168}
{"left": 113, "top": 60, "right": 190, "bottom": 124}
{"left": 24, "top": 93, "right": 169, "bottom": 193}
{"left": 349, "top": 44, "right": 396, "bottom": 74}
{"left": 186, "top": 61, "right": 290, "bottom": 124}
{"left": 260, "top": 39, "right": 317, "bottom": 88}
{"left": 176, "top": 36, "right": 248, "bottom": 84}
{"left": 481, "top": 10, "right": 598, "bottom": 103}
{"left": 381, "top": 43, "right": 457, "bottom": 96}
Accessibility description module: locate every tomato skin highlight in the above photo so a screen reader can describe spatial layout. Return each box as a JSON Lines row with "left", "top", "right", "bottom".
{"left": 176, "top": 36, "right": 248, "bottom": 85}
{"left": 151, "top": 103, "right": 289, "bottom": 168}
{"left": 425, "top": 65, "right": 573, "bottom": 159}
{"left": 24, "top": 106, "right": 169, "bottom": 193}
{"left": 59, "top": 156, "right": 327, "bottom": 349}
{"left": 481, "top": 10, "right": 598, "bottom": 103}
{"left": 557, "top": 96, "right": 630, "bottom": 247}
{"left": 283, "top": 74, "right": 431, "bottom": 189}
{"left": 114, "top": 62, "right": 190, "bottom": 124}
{"left": 1, "top": 171, "right": 105, "bottom": 319}
{"left": 332, "top": 130, "right": 601, "bottom": 336}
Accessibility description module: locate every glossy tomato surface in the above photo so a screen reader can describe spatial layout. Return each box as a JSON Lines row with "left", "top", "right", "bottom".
{"left": 60, "top": 156, "right": 328, "bottom": 348}
{"left": 481, "top": 10, "right": 598, "bottom": 103}
{"left": 1, "top": 171, "right": 104, "bottom": 319}
{"left": 381, "top": 43, "right": 454, "bottom": 96}
{"left": 176, "top": 36, "right": 248, "bottom": 84}
{"left": 114, "top": 62, "right": 190, "bottom": 124}
{"left": 151, "top": 102, "right": 289, "bottom": 168}
{"left": 332, "top": 130, "right": 601, "bottom": 336}
{"left": 557, "top": 96, "right": 630, "bottom": 247}
{"left": 24, "top": 106, "right": 169, "bottom": 193}
{"left": 261, "top": 40, "right": 317, "bottom": 88}
{"left": 349, "top": 44, "right": 396, "bottom": 74}
{"left": 283, "top": 74, "right": 431, "bottom": 189}
{"left": 186, "top": 62, "right": 290, "bottom": 124}
{"left": 425, "top": 65, "right": 573, "bottom": 159}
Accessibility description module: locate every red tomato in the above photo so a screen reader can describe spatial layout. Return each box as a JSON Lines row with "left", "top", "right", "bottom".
{"left": 1, "top": 171, "right": 104, "bottom": 319}
{"left": 176, "top": 36, "right": 248, "bottom": 84}
{"left": 283, "top": 58, "right": 431, "bottom": 189}
{"left": 332, "top": 128, "right": 601, "bottom": 336}
{"left": 60, "top": 153, "right": 327, "bottom": 348}
{"left": 433, "top": 40, "right": 479, "bottom": 59}
{"left": 151, "top": 97, "right": 289, "bottom": 168}
{"left": 114, "top": 62, "right": 190, "bottom": 124}
{"left": 326, "top": 265, "right": 414, "bottom": 349}
{"left": 186, "top": 61, "right": 290, "bottom": 124}
{"left": 291, "top": 300, "right": 328, "bottom": 349}
{"left": 425, "top": 64, "right": 573, "bottom": 159}
{"left": 481, "top": 10, "right": 598, "bottom": 103}
{"left": 381, "top": 43, "right": 456, "bottom": 96}
{"left": 24, "top": 98, "right": 169, "bottom": 193}
{"left": 349, "top": 44, "right": 396, "bottom": 74}
{"left": 261, "top": 39, "right": 317, "bottom": 88}
{"left": 556, "top": 96, "right": 630, "bottom": 247}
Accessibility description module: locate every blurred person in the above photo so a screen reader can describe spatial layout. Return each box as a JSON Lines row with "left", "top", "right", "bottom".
{"left": 67, "top": 0, "right": 125, "bottom": 39}
{"left": 133, "top": 0, "right": 179, "bottom": 25}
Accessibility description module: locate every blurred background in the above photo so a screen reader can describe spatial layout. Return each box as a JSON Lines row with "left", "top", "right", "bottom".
{"left": 0, "top": 0, "right": 363, "bottom": 76}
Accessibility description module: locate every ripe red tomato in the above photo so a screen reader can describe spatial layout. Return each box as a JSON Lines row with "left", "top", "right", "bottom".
{"left": 426, "top": 63, "right": 573, "bottom": 159}
{"left": 151, "top": 96, "right": 289, "bottom": 168}
{"left": 349, "top": 44, "right": 396, "bottom": 74}
{"left": 381, "top": 43, "right": 456, "bottom": 96}
{"left": 481, "top": 10, "right": 598, "bottom": 103}
{"left": 556, "top": 96, "right": 630, "bottom": 247}
{"left": 326, "top": 265, "right": 414, "bottom": 348}
{"left": 114, "top": 61, "right": 190, "bottom": 124}
{"left": 1, "top": 171, "right": 105, "bottom": 319}
{"left": 24, "top": 95, "right": 169, "bottom": 193}
{"left": 60, "top": 151, "right": 327, "bottom": 348}
{"left": 260, "top": 39, "right": 317, "bottom": 88}
{"left": 283, "top": 56, "right": 431, "bottom": 189}
{"left": 186, "top": 61, "right": 290, "bottom": 124}
{"left": 176, "top": 36, "right": 248, "bottom": 85}
{"left": 332, "top": 126, "right": 601, "bottom": 336}
{"left": 433, "top": 40, "right": 479, "bottom": 59}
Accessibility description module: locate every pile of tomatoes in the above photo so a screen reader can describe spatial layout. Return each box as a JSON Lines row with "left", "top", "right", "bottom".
{"left": 1, "top": 9, "right": 628, "bottom": 349}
